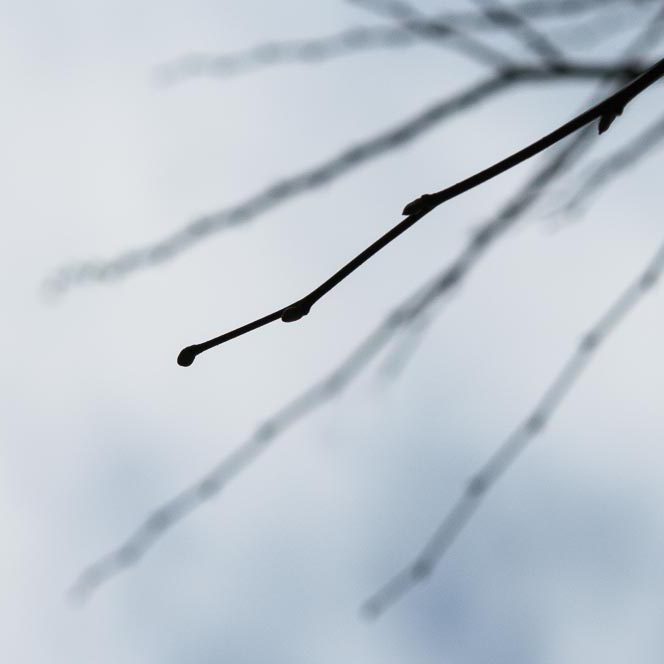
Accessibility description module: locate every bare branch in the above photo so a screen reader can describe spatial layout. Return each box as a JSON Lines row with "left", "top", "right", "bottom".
{"left": 177, "top": 58, "right": 663, "bottom": 366}
{"left": 467, "top": 0, "right": 566, "bottom": 63}
{"left": 363, "top": 237, "right": 664, "bottom": 617}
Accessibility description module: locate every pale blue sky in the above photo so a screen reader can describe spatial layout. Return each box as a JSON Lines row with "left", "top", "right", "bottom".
{"left": 2, "top": 1, "right": 664, "bottom": 662}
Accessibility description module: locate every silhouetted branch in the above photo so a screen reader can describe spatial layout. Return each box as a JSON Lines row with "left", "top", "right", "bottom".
{"left": 363, "top": 236, "right": 664, "bottom": 618}
{"left": 177, "top": 58, "right": 663, "bottom": 367}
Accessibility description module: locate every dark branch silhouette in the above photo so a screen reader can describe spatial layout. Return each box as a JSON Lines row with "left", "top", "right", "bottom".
{"left": 363, "top": 236, "right": 664, "bottom": 617}
{"left": 177, "top": 58, "right": 664, "bottom": 367}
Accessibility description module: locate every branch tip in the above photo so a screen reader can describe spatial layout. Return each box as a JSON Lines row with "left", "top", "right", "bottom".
{"left": 177, "top": 345, "right": 198, "bottom": 367}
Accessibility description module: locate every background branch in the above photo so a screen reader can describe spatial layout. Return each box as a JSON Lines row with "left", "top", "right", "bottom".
{"left": 363, "top": 235, "right": 664, "bottom": 617}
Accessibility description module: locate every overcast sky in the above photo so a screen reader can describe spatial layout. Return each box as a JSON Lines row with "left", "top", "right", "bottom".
{"left": 2, "top": 1, "right": 664, "bottom": 662}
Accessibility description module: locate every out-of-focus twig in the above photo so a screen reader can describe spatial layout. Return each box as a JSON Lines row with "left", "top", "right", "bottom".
{"left": 46, "top": 74, "right": 514, "bottom": 293}
{"left": 363, "top": 236, "right": 664, "bottom": 617}
{"left": 558, "top": 112, "right": 664, "bottom": 216}
{"left": 48, "top": 62, "right": 647, "bottom": 296}
{"left": 467, "top": 0, "right": 566, "bottom": 63}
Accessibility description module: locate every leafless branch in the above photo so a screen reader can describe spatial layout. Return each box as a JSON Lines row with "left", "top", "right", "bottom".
{"left": 154, "top": 26, "right": 419, "bottom": 85}
{"left": 559, "top": 113, "right": 664, "bottom": 216}
{"left": 467, "top": 0, "right": 566, "bottom": 63}
{"left": 175, "top": 58, "right": 663, "bottom": 367}
{"left": 348, "top": 0, "right": 515, "bottom": 69}
{"left": 69, "top": 6, "right": 664, "bottom": 604}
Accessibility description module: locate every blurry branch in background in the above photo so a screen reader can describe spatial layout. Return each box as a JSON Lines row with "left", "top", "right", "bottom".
{"left": 363, "top": 236, "right": 664, "bottom": 618}
{"left": 48, "top": 1, "right": 657, "bottom": 294}
{"left": 47, "top": 63, "right": 650, "bottom": 295}
{"left": 175, "top": 57, "right": 664, "bottom": 367}
{"left": 465, "top": 0, "right": 566, "bottom": 63}
{"left": 557, "top": 112, "right": 664, "bottom": 216}
{"left": 155, "top": 0, "right": 635, "bottom": 84}
{"left": 380, "top": 4, "right": 664, "bottom": 378}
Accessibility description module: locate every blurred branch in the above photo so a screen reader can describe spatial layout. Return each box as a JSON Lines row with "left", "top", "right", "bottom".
{"left": 65, "top": 105, "right": 623, "bottom": 602}
{"left": 47, "top": 62, "right": 646, "bottom": 295}
{"left": 155, "top": 0, "right": 650, "bottom": 84}
{"left": 154, "top": 26, "right": 419, "bottom": 85}
{"left": 363, "top": 236, "right": 664, "bottom": 618}
{"left": 467, "top": 0, "right": 566, "bottom": 63}
{"left": 558, "top": 112, "right": 664, "bottom": 216}
{"left": 348, "top": 0, "right": 515, "bottom": 69}
{"left": 69, "top": 6, "right": 664, "bottom": 603}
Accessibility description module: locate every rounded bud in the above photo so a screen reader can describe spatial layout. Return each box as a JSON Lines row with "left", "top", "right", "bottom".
{"left": 177, "top": 346, "right": 197, "bottom": 367}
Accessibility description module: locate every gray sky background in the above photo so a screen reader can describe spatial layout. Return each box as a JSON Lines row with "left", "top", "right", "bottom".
{"left": 2, "top": 1, "right": 664, "bottom": 662}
